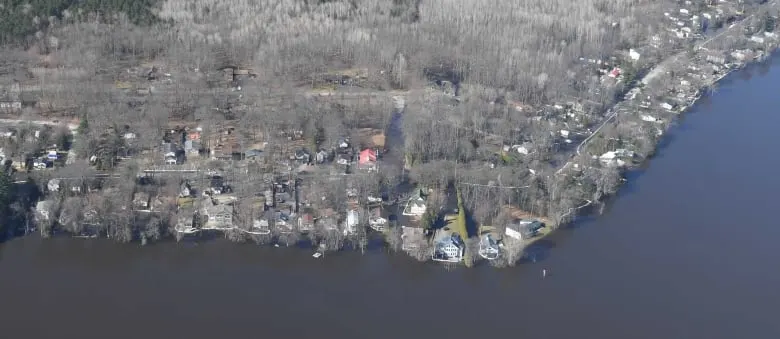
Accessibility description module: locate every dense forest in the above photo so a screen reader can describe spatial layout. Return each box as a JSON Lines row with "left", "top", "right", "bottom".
{"left": 0, "top": 0, "right": 774, "bottom": 264}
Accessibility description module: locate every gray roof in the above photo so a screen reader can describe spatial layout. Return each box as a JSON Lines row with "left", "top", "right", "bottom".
{"left": 434, "top": 228, "right": 464, "bottom": 247}
{"left": 205, "top": 203, "right": 233, "bottom": 216}
{"left": 507, "top": 219, "right": 543, "bottom": 233}
{"left": 244, "top": 149, "right": 264, "bottom": 158}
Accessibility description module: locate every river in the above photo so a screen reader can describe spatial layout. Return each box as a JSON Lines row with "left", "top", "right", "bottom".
{"left": 3, "top": 59, "right": 780, "bottom": 338}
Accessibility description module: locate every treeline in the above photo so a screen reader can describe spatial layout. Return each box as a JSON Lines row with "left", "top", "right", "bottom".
{"left": 0, "top": 0, "right": 160, "bottom": 45}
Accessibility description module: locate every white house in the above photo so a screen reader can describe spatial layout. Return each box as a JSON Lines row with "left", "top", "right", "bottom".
{"left": 641, "top": 115, "right": 663, "bottom": 124}
{"left": 629, "top": 49, "right": 641, "bottom": 61}
{"left": 245, "top": 218, "right": 271, "bottom": 235}
{"left": 512, "top": 143, "right": 532, "bottom": 155}
{"left": 344, "top": 209, "right": 359, "bottom": 235}
{"left": 35, "top": 200, "right": 52, "bottom": 222}
{"left": 403, "top": 195, "right": 427, "bottom": 216}
{"left": 599, "top": 148, "right": 634, "bottom": 167}
{"left": 47, "top": 179, "right": 61, "bottom": 192}
{"left": 478, "top": 233, "right": 500, "bottom": 260}
{"left": 432, "top": 229, "right": 465, "bottom": 263}
{"left": 505, "top": 219, "right": 544, "bottom": 241}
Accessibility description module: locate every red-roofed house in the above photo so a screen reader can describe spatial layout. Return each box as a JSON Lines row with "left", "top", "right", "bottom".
{"left": 358, "top": 148, "right": 377, "bottom": 170}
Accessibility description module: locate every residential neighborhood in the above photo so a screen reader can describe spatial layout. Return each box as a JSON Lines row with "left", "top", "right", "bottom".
{"left": 1, "top": 0, "right": 778, "bottom": 268}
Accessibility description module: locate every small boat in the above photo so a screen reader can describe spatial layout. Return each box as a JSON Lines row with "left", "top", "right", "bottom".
{"left": 312, "top": 252, "right": 322, "bottom": 258}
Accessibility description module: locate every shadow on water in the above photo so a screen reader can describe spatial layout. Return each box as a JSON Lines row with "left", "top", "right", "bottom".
{"left": 519, "top": 239, "right": 557, "bottom": 264}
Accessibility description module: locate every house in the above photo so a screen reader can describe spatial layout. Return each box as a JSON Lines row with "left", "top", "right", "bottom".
{"left": 187, "top": 129, "right": 202, "bottom": 141}
{"left": 506, "top": 100, "right": 532, "bottom": 112}
{"left": 358, "top": 148, "right": 377, "bottom": 168}
{"left": 165, "top": 152, "right": 178, "bottom": 165}
{"left": 402, "top": 195, "right": 427, "bottom": 216}
{"left": 750, "top": 36, "right": 765, "bottom": 44}
{"left": 505, "top": 219, "right": 544, "bottom": 241}
{"left": 184, "top": 140, "right": 202, "bottom": 155}
{"left": 641, "top": 115, "right": 664, "bottom": 124}
{"left": 179, "top": 182, "right": 192, "bottom": 197}
{"left": 510, "top": 143, "right": 533, "bottom": 155}
{"left": 244, "top": 149, "right": 264, "bottom": 161}
{"left": 0, "top": 128, "right": 15, "bottom": 139}
{"left": 150, "top": 196, "right": 168, "bottom": 211}
{"left": 336, "top": 153, "right": 352, "bottom": 165}
{"left": 629, "top": 49, "right": 641, "bottom": 61}
{"left": 298, "top": 213, "right": 315, "bottom": 233}
{"left": 203, "top": 203, "right": 233, "bottom": 229}
{"left": 246, "top": 218, "right": 271, "bottom": 235}
{"left": 599, "top": 149, "right": 634, "bottom": 167}
{"left": 275, "top": 212, "right": 295, "bottom": 234}
{"left": 705, "top": 54, "right": 727, "bottom": 65}
{"left": 48, "top": 179, "right": 61, "bottom": 192}
{"left": 0, "top": 101, "right": 21, "bottom": 112}
{"left": 176, "top": 207, "right": 197, "bottom": 234}
{"left": 207, "top": 176, "right": 231, "bottom": 195}
{"left": 317, "top": 213, "right": 339, "bottom": 232}
{"left": 660, "top": 102, "right": 674, "bottom": 111}
{"left": 432, "top": 228, "right": 465, "bottom": 263}
{"left": 82, "top": 209, "right": 100, "bottom": 226}
{"left": 344, "top": 209, "right": 360, "bottom": 235}
{"left": 133, "top": 192, "right": 150, "bottom": 209}
{"left": 315, "top": 149, "right": 329, "bottom": 164}
{"left": 613, "top": 148, "right": 634, "bottom": 158}
{"left": 369, "top": 215, "right": 387, "bottom": 232}
{"left": 337, "top": 137, "right": 351, "bottom": 149}
{"left": 292, "top": 149, "right": 311, "bottom": 163}
{"left": 607, "top": 67, "right": 621, "bottom": 78}
{"left": 35, "top": 200, "right": 52, "bottom": 222}
{"left": 478, "top": 233, "right": 500, "bottom": 260}
{"left": 161, "top": 142, "right": 174, "bottom": 154}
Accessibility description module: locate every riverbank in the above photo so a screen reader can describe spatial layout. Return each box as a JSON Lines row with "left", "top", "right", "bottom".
{"left": 550, "top": 2, "right": 780, "bottom": 222}
{"left": 508, "top": 1, "right": 780, "bottom": 264}
{"left": 6, "top": 2, "right": 779, "bottom": 270}
{"left": 6, "top": 74, "right": 780, "bottom": 337}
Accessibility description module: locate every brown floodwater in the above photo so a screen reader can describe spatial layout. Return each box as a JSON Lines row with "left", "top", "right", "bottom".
{"left": 2, "top": 59, "right": 780, "bottom": 339}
